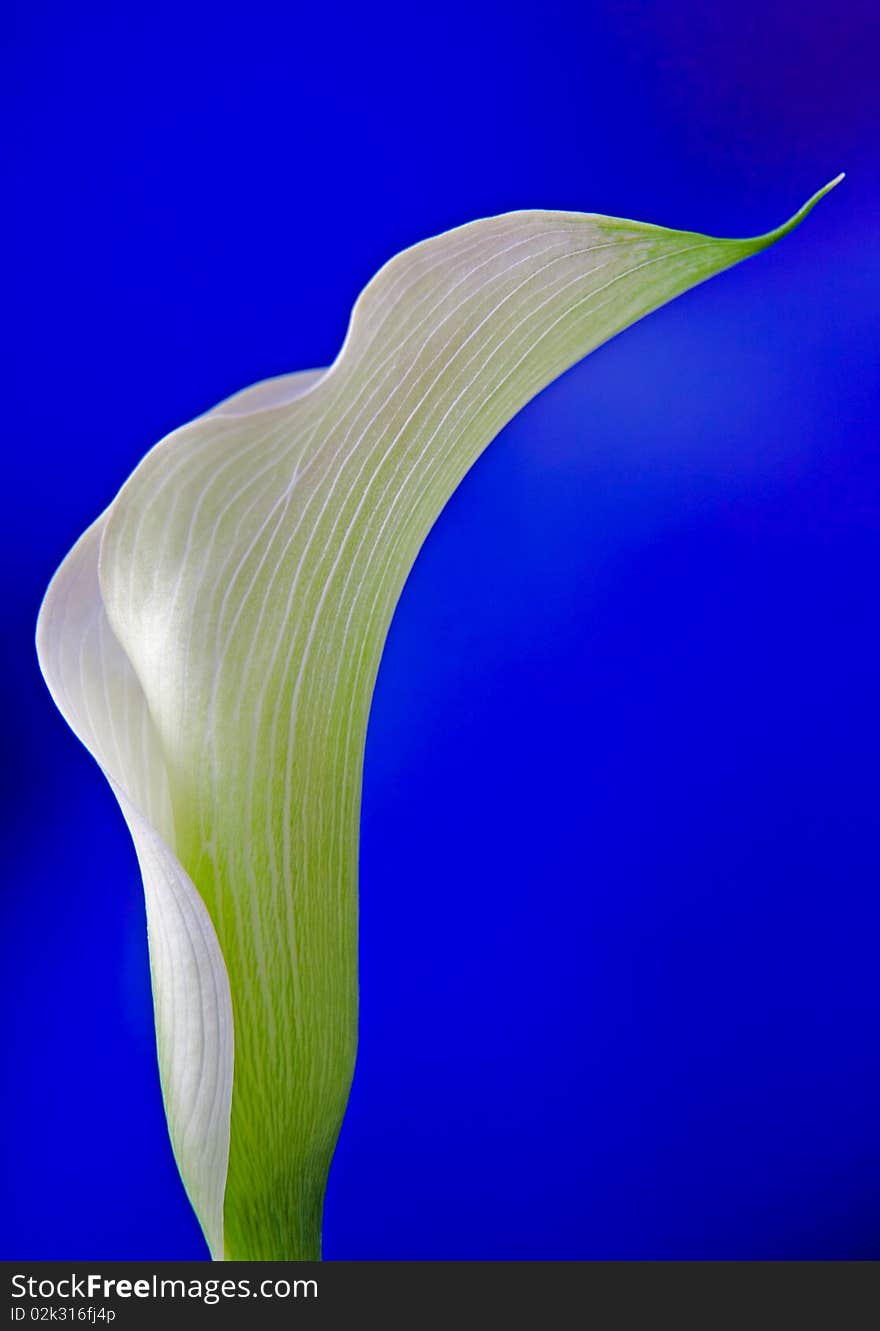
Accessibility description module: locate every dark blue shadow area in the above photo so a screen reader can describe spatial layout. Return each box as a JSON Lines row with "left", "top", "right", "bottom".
{"left": 3, "top": 0, "right": 878, "bottom": 1259}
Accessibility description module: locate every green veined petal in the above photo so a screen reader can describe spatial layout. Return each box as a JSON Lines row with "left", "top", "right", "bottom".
{"left": 38, "top": 179, "right": 841, "bottom": 1258}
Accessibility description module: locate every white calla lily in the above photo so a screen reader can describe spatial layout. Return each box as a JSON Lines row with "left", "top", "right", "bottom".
{"left": 36, "top": 180, "right": 840, "bottom": 1259}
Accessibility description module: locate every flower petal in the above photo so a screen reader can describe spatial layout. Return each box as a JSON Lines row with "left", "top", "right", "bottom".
{"left": 35, "top": 517, "right": 233, "bottom": 1259}
{"left": 39, "top": 180, "right": 841, "bottom": 1257}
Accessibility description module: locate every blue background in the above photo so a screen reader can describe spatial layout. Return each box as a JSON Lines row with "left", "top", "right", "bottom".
{"left": 3, "top": 0, "right": 878, "bottom": 1259}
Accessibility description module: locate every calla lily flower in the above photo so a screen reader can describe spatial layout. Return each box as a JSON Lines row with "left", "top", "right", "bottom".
{"left": 36, "top": 180, "right": 840, "bottom": 1260}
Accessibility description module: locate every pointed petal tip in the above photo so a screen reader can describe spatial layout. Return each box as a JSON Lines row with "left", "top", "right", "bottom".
{"left": 806, "top": 171, "right": 846, "bottom": 207}
{"left": 760, "top": 172, "right": 845, "bottom": 247}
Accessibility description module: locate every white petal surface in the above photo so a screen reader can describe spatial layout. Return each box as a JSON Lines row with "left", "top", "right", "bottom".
{"left": 37, "top": 181, "right": 840, "bottom": 1259}
{"left": 206, "top": 368, "right": 327, "bottom": 418}
{"left": 35, "top": 518, "right": 233, "bottom": 1259}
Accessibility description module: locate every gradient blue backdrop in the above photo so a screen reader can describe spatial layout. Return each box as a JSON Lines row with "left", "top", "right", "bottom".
{"left": 3, "top": 0, "right": 878, "bottom": 1259}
